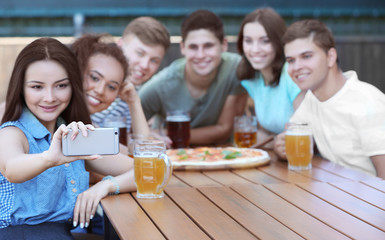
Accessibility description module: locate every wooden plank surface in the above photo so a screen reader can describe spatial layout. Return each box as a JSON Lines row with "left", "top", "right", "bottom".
{"left": 312, "top": 157, "right": 381, "bottom": 181}
{"left": 135, "top": 192, "right": 210, "bottom": 240}
{"left": 167, "top": 174, "right": 190, "bottom": 188}
{"left": 267, "top": 183, "right": 385, "bottom": 239}
{"left": 232, "top": 184, "right": 350, "bottom": 240}
{"left": 231, "top": 168, "right": 284, "bottom": 184}
{"left": 198, "top": 186, "right": 303, "bottom": 240}
{"left": 298, "top": 182, "right": 385, "bottom": 232}
{"left": 172, "top": 171, "right": 223, "bottom": 187}
{"left": 269, "top": 155, "right": 379, "bottom": 183}
{"left": 294, "top": 167, "right": 354, "bottom": 182}
{"left": 101, "top": 194, "right": 165, "bottom": 240}
{"left": 166, "top": 187, "right": 257, "bottom": 240}
{"left": 363, "top": 180, "right": 385, "bottom": 193}
{"left": 258, "top": 163, "right": 318, "bottom": 183}
{"left": 201, "top": 170, "right": 256, "bottom": 186}
{"left": 329, "top": 181, "right": 385, "bottom": 211}
{"left": 0, "top": 45, "right": 24, "bottom": 102}
{"left": 102, "top": 155, "right": 385, "bottom": 240}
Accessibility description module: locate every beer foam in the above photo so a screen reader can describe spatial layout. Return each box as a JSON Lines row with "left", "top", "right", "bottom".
{"left": 134, "top": 152, "right": 160, "bottom": 158}
{"left": 167, "top": 115, "right": 190, "bottom": 122}
{"left": 286, "top": 131, "right": 311, "bottom": 136}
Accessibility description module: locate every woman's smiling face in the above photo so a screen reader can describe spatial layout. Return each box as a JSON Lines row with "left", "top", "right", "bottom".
{"left": 24, "top": 59, "right": 72, "bottom": 131}
{"left": 242, "top": 21, "right": 276, "bottom": 72}
{"left": 83, "top": 54, "right": 125, "bottom": 114}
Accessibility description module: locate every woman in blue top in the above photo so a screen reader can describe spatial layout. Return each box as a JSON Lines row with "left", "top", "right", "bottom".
{"left": 0, "top": 38, "right": 135, "bottom": 239}
{"left": 236, "top": 8, "right": 304, "bottom": 138}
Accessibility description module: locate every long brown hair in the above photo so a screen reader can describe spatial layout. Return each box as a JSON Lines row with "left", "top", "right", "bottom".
{"left": 236, "top": 8, "right": 286, "bottom": 86}
{"left": 2, "top": 37, "right": 91, "bottom": 124}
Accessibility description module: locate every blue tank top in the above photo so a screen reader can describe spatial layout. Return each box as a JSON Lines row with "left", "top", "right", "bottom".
{"left": 0, "top": 108, "right": 89, "bottom": 228}
{"left": 241, "top": 63, "right": 301, "bottom": 134}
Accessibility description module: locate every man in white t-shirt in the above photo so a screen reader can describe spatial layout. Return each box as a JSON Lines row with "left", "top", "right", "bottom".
{"left": 274, "top": 19, "right": 385, "bottom": 178}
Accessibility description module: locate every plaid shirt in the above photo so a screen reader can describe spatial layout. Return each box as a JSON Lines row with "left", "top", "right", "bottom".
{"left": 91, "top": 97, "right": 132, "bottom": 132}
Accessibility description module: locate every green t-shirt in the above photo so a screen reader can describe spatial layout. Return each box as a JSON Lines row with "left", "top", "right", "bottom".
{"left": 139, "top": 52, "right": 245, "bottom": 128}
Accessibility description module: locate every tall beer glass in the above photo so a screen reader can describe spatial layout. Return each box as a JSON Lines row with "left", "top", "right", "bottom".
{"left": 134, "top": 140, "right": 172, "bottom": 199}
{"left": 285, "top": 122, "right": 313, "bottom": 170}
{"left": 166, "top": 111, "right": 190, "bottom": 149}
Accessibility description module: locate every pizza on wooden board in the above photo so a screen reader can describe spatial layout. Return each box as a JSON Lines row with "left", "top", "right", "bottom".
{"left": 166, "top": 147, "right": 270, "bottom": 171}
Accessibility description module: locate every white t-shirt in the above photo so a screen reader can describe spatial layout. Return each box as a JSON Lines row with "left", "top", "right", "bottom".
{"left": 291, "top": 71, "right": 385, "bottom": 176}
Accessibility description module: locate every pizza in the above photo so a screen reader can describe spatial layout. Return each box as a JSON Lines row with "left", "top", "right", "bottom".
{"left": 166, "top": 147, "right": 270, "bottom": 171}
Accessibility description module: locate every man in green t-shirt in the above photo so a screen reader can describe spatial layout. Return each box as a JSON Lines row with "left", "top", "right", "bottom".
{"left": 139, "top": 10, "right": 247, "bottom": 146}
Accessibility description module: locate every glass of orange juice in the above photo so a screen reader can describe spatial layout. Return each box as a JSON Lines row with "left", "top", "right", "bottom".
{"left": 233, "top": 116, "right": 257, "bottom": 148}
{"left": 285, "top": 122, "right": 313, "bottom": 170}
{"left": 134, "top": 139, "right": 172, "bottom": 199}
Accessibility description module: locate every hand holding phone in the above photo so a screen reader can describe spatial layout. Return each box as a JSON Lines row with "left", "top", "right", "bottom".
{"left": 62, "top": 128, "right": 120, "bottom": 156}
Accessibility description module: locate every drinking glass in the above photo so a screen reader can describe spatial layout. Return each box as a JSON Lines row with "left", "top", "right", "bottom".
{"left": 128, "top": 134, "right": 148, "bottom": 158}
{"left": 285, "top": 122, "right": 313, "bottom": 170}
{"left": 233, "top": 116, "right": 257, "bottom": 148}
{"left": 134, "top": 139, "right": 172, "bottom": 199}
{"left": 166, "top": 110, "right": 190, "bottom": 149}
{"left": 103, "top": 116, "right": 127, "bottom": 146}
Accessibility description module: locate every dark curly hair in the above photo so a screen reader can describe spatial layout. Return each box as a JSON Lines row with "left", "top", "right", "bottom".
{"left": 71, "top": 34, "right": 128, "bottom": 80}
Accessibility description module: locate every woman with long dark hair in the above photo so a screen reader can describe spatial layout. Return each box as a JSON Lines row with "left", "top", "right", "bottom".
{"left": 237, "top": 8, "right": 304, "bottom": 139}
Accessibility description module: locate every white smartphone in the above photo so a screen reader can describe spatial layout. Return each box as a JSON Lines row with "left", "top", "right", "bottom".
{"left": 62, "top": 127, "right": 120, "bottom": 156}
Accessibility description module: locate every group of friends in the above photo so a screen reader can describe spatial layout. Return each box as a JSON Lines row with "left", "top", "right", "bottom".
{"left": 0, "top": 7, "right": 384, "bottom": 239}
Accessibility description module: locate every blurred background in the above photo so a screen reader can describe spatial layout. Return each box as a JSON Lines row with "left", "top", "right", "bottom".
{"left": 0, "top": 0, "right": 384, "bottom": 101}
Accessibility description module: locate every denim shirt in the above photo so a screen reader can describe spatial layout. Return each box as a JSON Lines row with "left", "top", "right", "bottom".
{"left": 0, "top": 108, "right": 89, "bottom": 228}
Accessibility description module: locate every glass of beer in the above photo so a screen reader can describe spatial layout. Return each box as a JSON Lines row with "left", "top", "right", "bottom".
{"left": 103, "top": 116, "right": 128, "bottom": 146}
{"left": 134, "top": 139, "right": 172, "bottom": 199}
{"left": 285, "top": 122, "right": 313, "bottom": 170}
{"left": 166, "top": 111, "right": 190, "bottom": 149}
{"left": 233, "top": 116, "right": 257, "bottom": 148}
{"left": 128, "top": 134, "right": 148, "bottom": 158}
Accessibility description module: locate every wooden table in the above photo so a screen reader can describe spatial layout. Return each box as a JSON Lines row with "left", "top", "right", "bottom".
{"left": 101, "top": 151, "right": 385, "bottom": 240}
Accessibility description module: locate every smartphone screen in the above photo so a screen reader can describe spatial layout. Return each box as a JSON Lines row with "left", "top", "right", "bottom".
{"left": 62, "top": 128, "right": 120, "bottom": 156}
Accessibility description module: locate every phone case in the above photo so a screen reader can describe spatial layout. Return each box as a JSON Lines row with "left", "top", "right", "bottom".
{"left": 62, "top": 127, "right": 120, "bottom": 156}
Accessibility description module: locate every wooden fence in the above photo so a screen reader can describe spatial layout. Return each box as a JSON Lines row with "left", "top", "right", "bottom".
{"left": 0, "top": 36, "right": 384, "bottom": 102}
{"left": 335, "top": 36, "right": 385, "bottom": 91}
